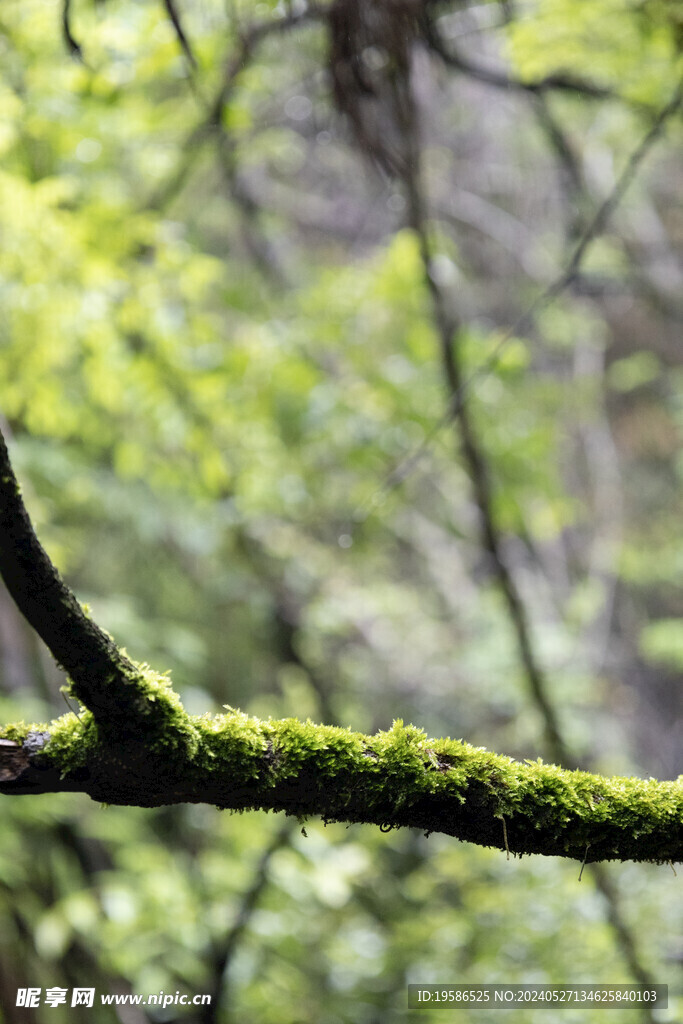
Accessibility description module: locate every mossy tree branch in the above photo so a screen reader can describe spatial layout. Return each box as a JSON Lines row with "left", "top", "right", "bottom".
{"left": 0, "top": 432, "right": 682, "bottom": 864}
{"left": 1, "top": 712, "right": 682, "bottom": 865}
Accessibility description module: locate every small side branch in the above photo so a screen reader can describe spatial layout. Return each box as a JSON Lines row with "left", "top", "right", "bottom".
{"left": 145, "top": 5, "right": 325, "bottom": 211}
{"left": 162, "top": 0, "right": 197, "bottom": 68}
{"left": 559, "top": 77, "right": 683, "bottom": 291}
{"left": 62, "top": 0, "right": 83, "bottom": 60}
{"left": 422, "top": 18, "right": 623, "bottom": 104}
{"left": 0, "top": 430, "right": 194, "bottom": 753}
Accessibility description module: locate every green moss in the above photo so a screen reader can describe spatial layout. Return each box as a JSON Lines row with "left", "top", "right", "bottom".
{"left": 193, "top": 707, "right": 270, "bottom": 782}
{"left": 0, "top": 660, "right": 200, "bottom": 776}
{"left": 45, "top": 711, "right": 100, "bottom": 772}
{"left": 3, "top": 704, "right": 682, "bottom": 862}
{"left": 96, "top": 659, "right": 201, "bottom": 761}
{"left": 187, "top": 713, "right": 683, "bottom": 851}
{"left": 0, "top": 720, "right": 42, "bottom": 743}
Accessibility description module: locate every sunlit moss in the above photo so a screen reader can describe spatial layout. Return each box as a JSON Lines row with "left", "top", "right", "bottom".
{"left": 4, "top": 705, "right": 680, "bottom": 864}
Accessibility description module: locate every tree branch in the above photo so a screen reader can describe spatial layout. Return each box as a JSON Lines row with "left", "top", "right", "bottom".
{"left": 145, "top": 5, "right": 326, "bottom": 212}
{"left": 0, "top": 429, "right": 197, "bottom": 755}
{"left": 1, "top": 713, "right": 681, "bottom": 864}
{"left": 61, "top": 0, "right": 83, "bottom": 61}
{"left": 162, "top": 0, "right": 197, "bottom": 69}
{"left": 422, "top": 17, "right": 626, "bottom": 104}
{"left": 0, "top": 427, "right": 678, "bottom": 865}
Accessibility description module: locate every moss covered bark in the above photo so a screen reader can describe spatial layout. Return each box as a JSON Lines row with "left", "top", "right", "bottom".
{"left": 2, "top": 704, "right": 681, "bottom": 865}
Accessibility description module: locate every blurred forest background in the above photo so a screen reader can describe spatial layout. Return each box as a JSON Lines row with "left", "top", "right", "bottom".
{"left": 0, "top": 0, "right": 681, "bottom": 1020}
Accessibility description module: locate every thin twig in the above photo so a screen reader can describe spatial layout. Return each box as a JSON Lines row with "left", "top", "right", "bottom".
{"left": 423, "top": 18, "right": 627, "bottom": 104}
{"left": 62, "top": 0, "right": 83, "bottom": 61}
{"left": 145, "top": 5, "right": 325, "bottom": 211}
{"left": 498, "top": 815, "right": 510, "bottom": 860}
{"left": 532, "top": 93, "right": 585, "bottom": 238}
{"left": 561, "top": 77, "right": 683, "bottom": 286}
{"left": 162, "top": 0, "right": 197, "bottom": 69}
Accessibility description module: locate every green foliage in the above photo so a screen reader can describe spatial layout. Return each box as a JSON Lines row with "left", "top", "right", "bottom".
{"left": 506, "top": 0, "right": 683, "bottom": 104}
{"left": 639, "top": 619, "right": 683, "bottom": 670}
